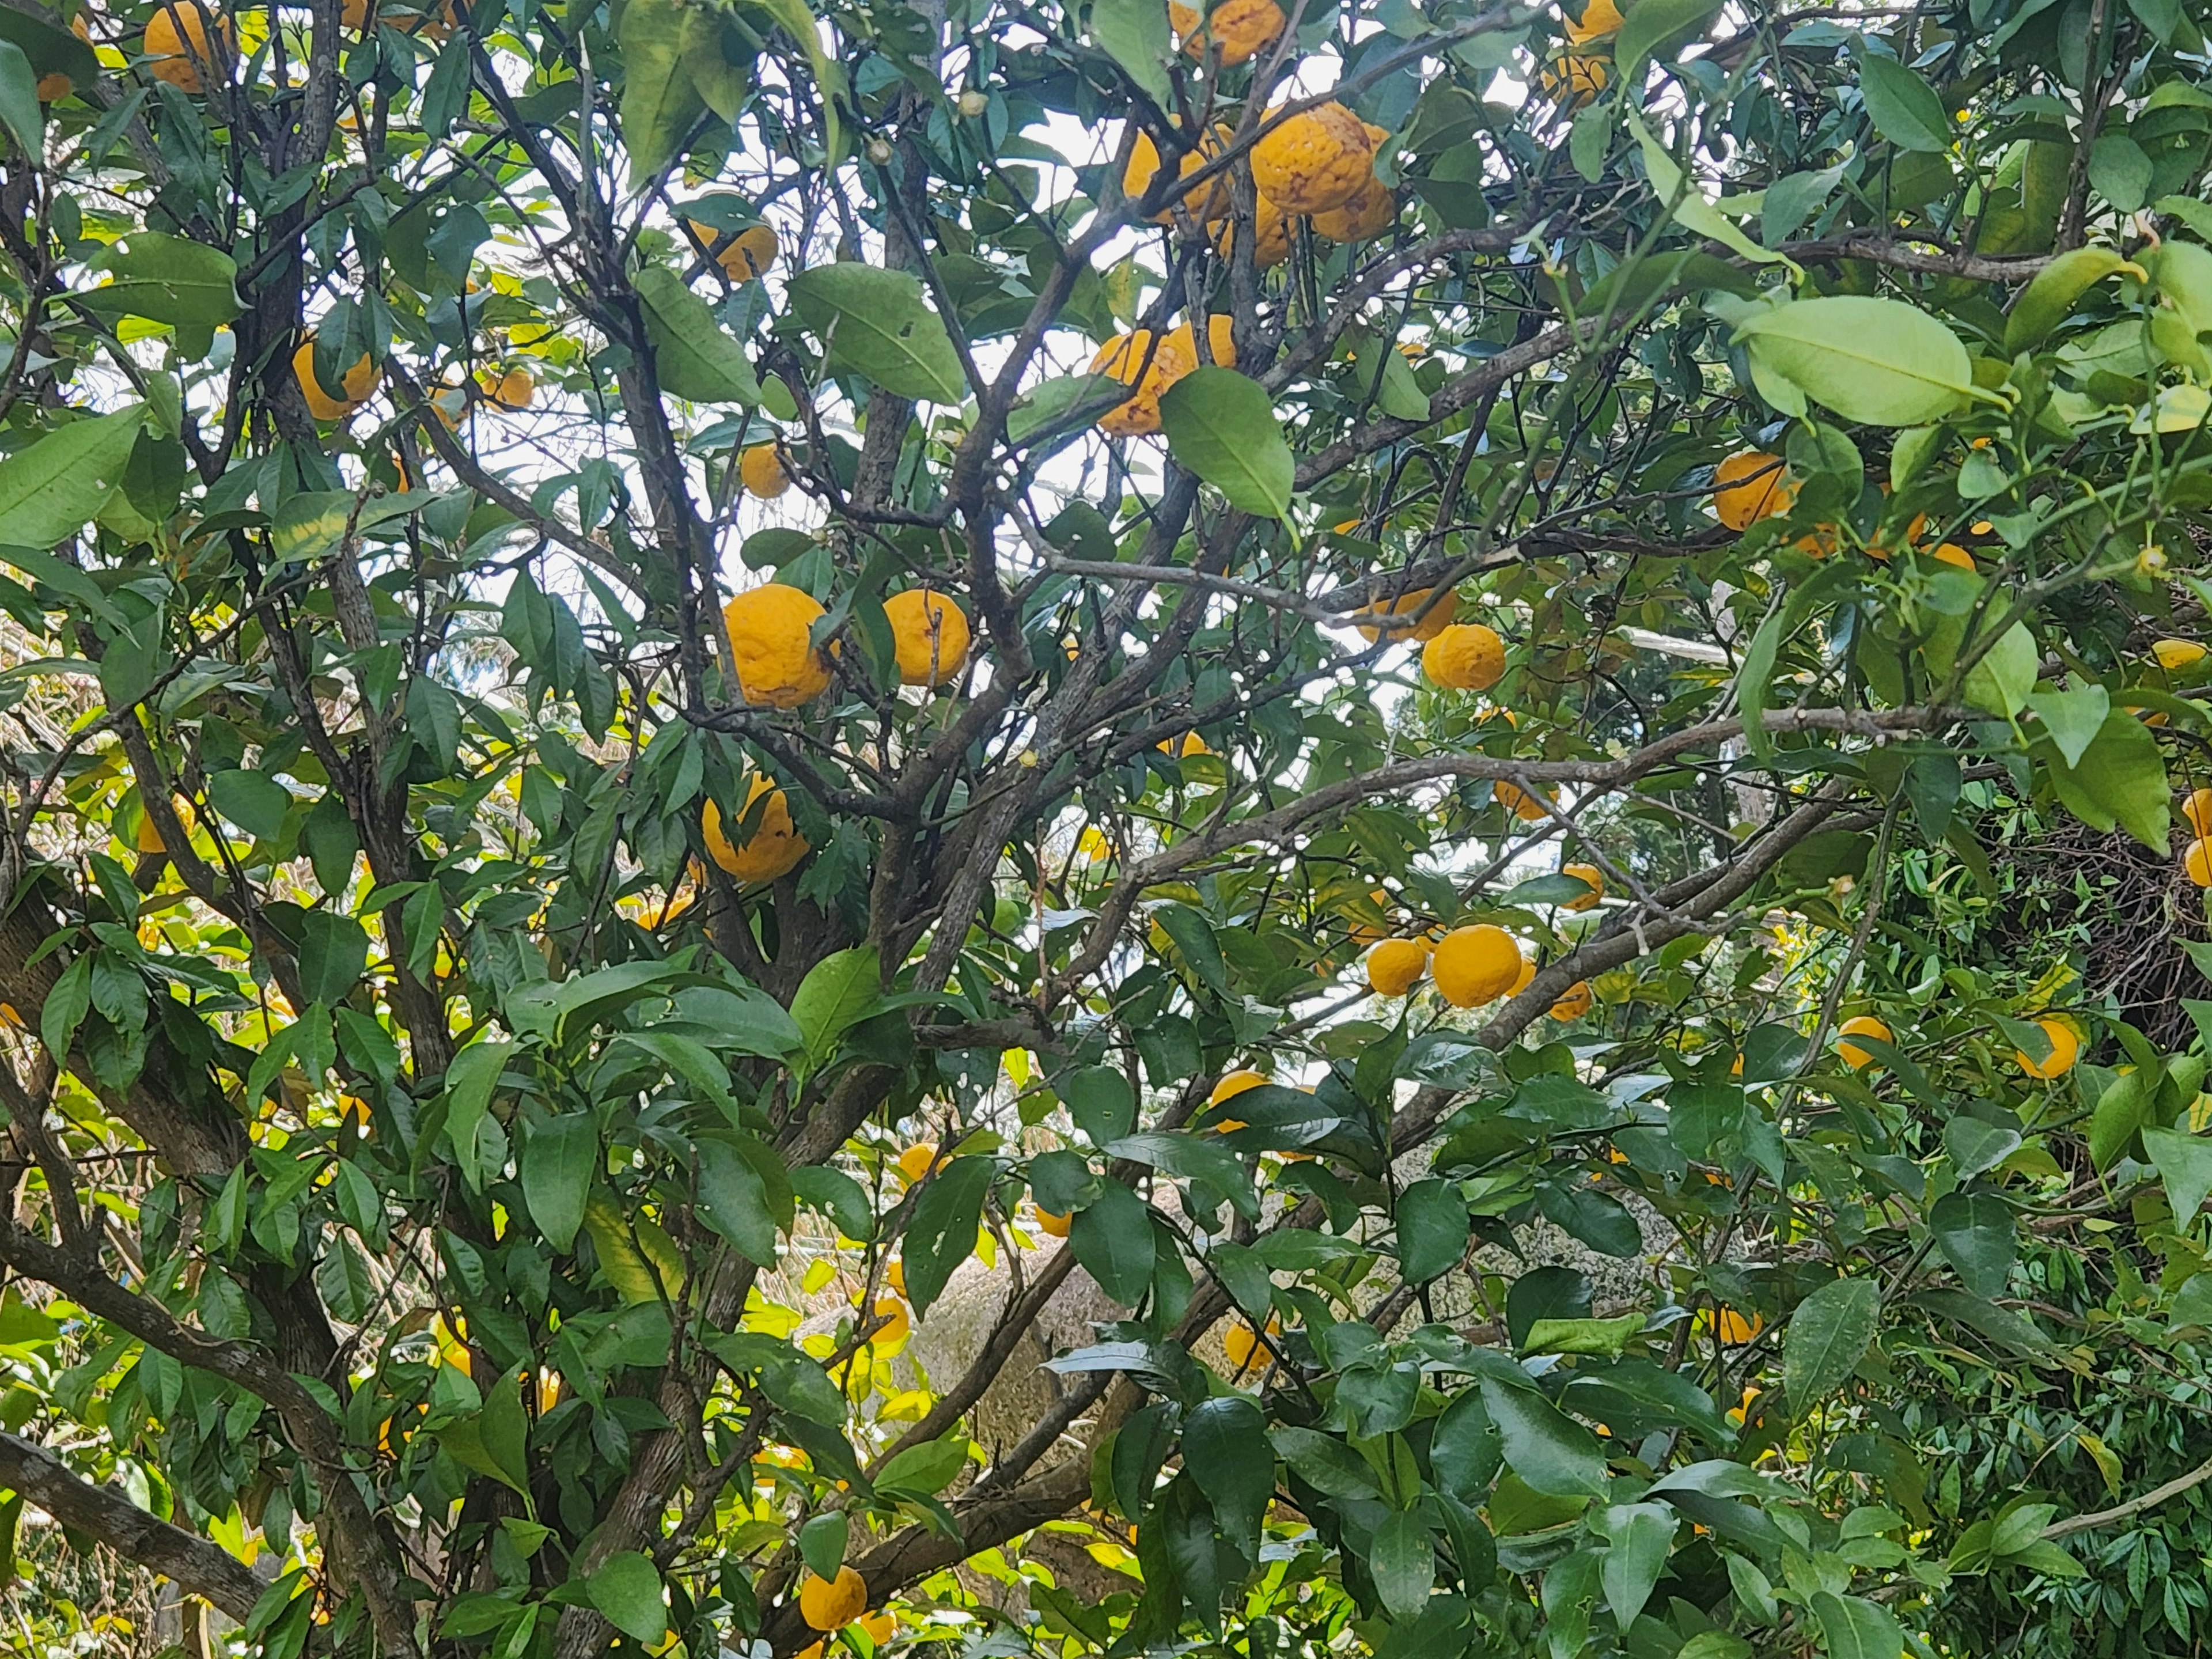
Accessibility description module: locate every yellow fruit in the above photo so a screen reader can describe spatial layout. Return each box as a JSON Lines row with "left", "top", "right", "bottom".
{"left": 1549, "top": 981, "right": 1593, "bottom": 1020}
{"left": 293, "top": 339, "right": 377, "bottom": 422}
{"left": 1562, "top": 863, "right": 1603, "bottom": 911}
{"left": 1122, "top": 124, "right": 1233, "bottom": 223}
{"left": 1164, "top": 315, "right": 1237, "bottom": 370}
{"left": 476, "top": 366, "right": 535, "bottom": 409}
{"left": 856, "top": 1611, "right": 895, "bottom": 1646}
{"left": 2016, "top": 1016, "right": 2080, "bottom": 1080}
{"left": 1421, "top": 623, "right": 1505, "bottom": 691}
{"left": 1158, "top": 732, "right": 1210, "bottom": 757}
{"left": 1214, "top": 190, "right": 1294, "bottom": 268}
{"left": 145, "top": 1, "right": 231, "bottom": 90}
{"left": 1211, "top": 1069, "right": 1267, "bottom": 1106}
{"left": 896, "top": 1143, "right": 938, "bottom": 1184}
{"left": 690, "top": 220, "right": 779, "bottom": 282}
{"left": 799, "top": 1567, "right": 868, "bottom": 1633}
{"left": 1354, "top": 588, "right": 1453, "bottom": 642}
{"left": 1311, "top": 175, "right": 1398, "bottom": 242}
{"left": 1250, "top": 101, "right": 1375, "bottom": 216}
{"left": 1431, "top": 924, "right": 1522, "bottom": 1007}
{"left": 741, "top": 442, "right": 793, "bottom": 499}
{"left": 1565, "top": 0, "right": 1624, "bottom": 41}
{"left": 135, "top": 810, "right": 166, "bottom": 854}
{"left": 2186, "top": 787, "right": 2212, "bottom": 837}
{"left": 1537, "top": 51, "right": 1609, "bottom": 108}
{"left": 1715, "top": 1308, "right": 1762, "bottom": 1343}
{"left": 882, "top": 589, "right": 972, "bottom": 687}
{"left": 2188, "top": 836, "right": 2212, "bottom": 888}
{"left": 868, "top": 1297, "right": 910, "bottom": 1345}
{"left": 35, "top": 70, "right": 71, "bottom": 100}
{"left": 1508, "top": 950, "right": 1537, "bottom": 997}
{"left": 1222, "top": 1315, "right": 1280, "bottom": 1369}
{"left": 1169, "top": 0, "right": 1285, "bottom": 63}
{"left": 1036, "top": 1208, "right": 1071, "bottom": 1237}
{"left": 2154, "top": 638, "right": 2207, "bottom": 671}
{"left": 1930, "top": 541, "right": 1976, "bottom": 570}
{"left": 1837, "top": 1015, "right": 1891, "bottom": 1069}
{"left": 1366, "top": 937, "right": 1430, "bottom": 996}
{"left": 702, "top": 779, "right": 809, "bottom": 884}
{"left": 723, "top": 583, "right": 835, "bottom": 707}
{"left": 1712, "top": 450, "right": 1796, "bottom": 531}
{"left": 1494, "top": 781, "right": 1550, "bottom": 822}
{"left": 1090, "top": 328, "right": 1194, "bottom": 438}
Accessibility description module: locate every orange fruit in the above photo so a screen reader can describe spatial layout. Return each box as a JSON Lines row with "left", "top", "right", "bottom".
{"left": 1365, "top": 937, "right": 1430, "bottom": 996}
{"left": 144, "top": 1, "right": 232, "bottom": 91}
{"left": 2184, "top": 786, "right": 2212, "bottom": 837}
{"left": 702, "top": 779, "right": 809, "bottom": 884}
{"left": 882, "top": 589, "right": 971, "bottom": 687}
{"left": 1421, "top": 623, "right": 1505, "bottom": 690}
{"left": 1494, "top": 781, "right": 1550, "bottom": 823}
{"left": 741, "top": 442, "right": 793, "bottom": 499}
{"left": 1562, "top": 863, "right": 1603, "bottom": 910}
{"left": 2014, "top": 1016, "right": 2080, "bottom": 1080}
{"left": 1354, "top": 587, "right": 1453, "bottom": 642}
{"left": 722, "top": 583, "right": 835, "bottom": 707}
{"left": 1549, "top": 981, "right": 1593, "bottom": 1020}
{"left": 799, "top": 1567, "right": 868, "bottom": 1632}
{"left": 293, "top": 339, "right": 377, "bottom": 422}
{"left": 1250, "top": 101, "right": 1374, "bottom": 215}
{"left": 1837, "top": 1015, "right": 1891, "bottom": 1069}
{"left": 2188, "top": 836, "right": 2212, "bottom": 888}
{"left": 1431, "top": 924, "right": 1522, "bottom": 1007}
{"left": 1168, "top": 0, "right": 1285, "bottom": 64}
{"left": 1090, "top": 328, "right": 1195, "bottom": 438}
{"left": 1711, "top": 450, "right": 1796, "bottom": 530}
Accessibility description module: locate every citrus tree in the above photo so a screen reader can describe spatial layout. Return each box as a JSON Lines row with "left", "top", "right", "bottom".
{"left": 12, "top": 0, "right": 2212, "bottom": 1653}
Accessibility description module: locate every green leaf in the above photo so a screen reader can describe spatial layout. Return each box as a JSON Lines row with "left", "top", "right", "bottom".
{"left": 902, "top": 1155, "right": 995, "bottom": 1316}
{"left": 1928, "top": 1190, "right": 2017, "bottom": 1298}
{"left": 1783, "top": 1277, "right": 1881, "bottom": 1414}
{"left": 441, "top": 1041, "right": 512, "bottom": 1194}
{"left": 1062, "top": 1064, "right": 1138, "bottom": 1144}
{"left": 1479, "top": 1377, "right": 1608, "bottom": 1499}
{"left": 1942, "top": 1116, "right": 2022, "bottom": 1180}
{"left": 1158, "top": 368, "right": 1294, "bottom": 520}
{"left": 1396, "top": 1178, "right": 1471, "bottom": 1283}
{"left": 1595, "top": 1502, "right": 1676, "bottom": 1628}
{"left": 521, "top": 1112, "right": 596, "bottom": 1253}
{"left": 1733, "top": 297, "right": 1975, "bottom": 425}
{"left": 2089, "top": 134, "right": 2152, "bottom": 213}
{"left": 789, "top": 263, "right": 967, "bottom": 404}
{"left": 1090, "top": 0, "right": 1172, "bottom": 104}
{"left": 1069, "top": 1179, "right": 1156, "bottom": 1305}
{"left": 1369, "top": 1510, "right": 1435, "bottom": 1621}
{"left": 1429, "top": 1388, "right": 1501, "bottom": 1499}
{"left": 585, "top": 1552, "right": 668, "bottom": 1645}
{"left": 0, "top": 41, "right": 40, "bottom": 160}
{"left": 2144, "top": 1127, "right": 2212, "bottom": 1222}
{"left": 297, "top": 911, "right": 368, "bottom": 1004}
{"left": 695, "top": 1133, "right": 779, "bottom": 1266}
{"left": 1811, "top": 1591, "right": 1903, "bottom": 1659}
{"left": 1523, "top": 1313, "right": 1645, "bottom": 1358}
{"left": 0, "top": 406, "right": 145, "bottom": 548}
{"left": 2045, "top": 711, "right": 2171, "bottom": 850}
{"left": 1180, "top": 1395, "right": 1273, "bottom": 1544}
{"left": 1103, "top": 1131, "right": 1257, "bottom": 1218}
{"left": 79, "top": 234, "right": 240, "bottom": 325}
{"left": 1961, "top": 622, "right": 2037, "bottom": 718}
{"left": 619, "top": 0, "right": 705, "bottom": 185}
{"left": 1630, "top": 116, "right": 1789, "bottom": 268}
{"left": 2005, "top": 246, "right": 2137, "bottom": 355}
{"left": 582, "top": 1195, "right": 664, "bottom": 1304}
{"left": 207, "top": 770, "right": 290, "bottom": 842}
{"left": 1858, "top": 52, "right": 1952, "bottom": 153}
{"left": 636, "top": 266, "right": 762, "bottom": 404}
{"left": 789, "top": 945, "right": 882, "bottom": 1065}
{"left": 1735, "top": 607, "right": 1783, "bottom": 763}
{"left": 1614, "top": 0, "right": 1724, "bottom": 82}
{"left": 2025, "top": 684, "right": 2109, "bottom": 768}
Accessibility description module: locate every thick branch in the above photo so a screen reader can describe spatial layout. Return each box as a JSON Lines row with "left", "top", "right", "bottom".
{"left": 0, "top": 1431, "right": 270, "bottom": 1622}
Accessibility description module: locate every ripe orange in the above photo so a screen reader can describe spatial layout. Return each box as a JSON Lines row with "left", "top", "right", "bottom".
{"left": 1836, "top": 1015, "right": 1891, "bottom": 1069}
{"left": 1431, "top": 924, "right": 1522, "bottom": 1007}
{"left": 1712, "top": 450, "right": 1796, "bottom": 530}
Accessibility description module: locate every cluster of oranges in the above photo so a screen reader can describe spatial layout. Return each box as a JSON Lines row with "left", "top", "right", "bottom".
{"left": 1837, "top": 1012, "right": 2079, "bottom": 1079}
{"left": 1343, "top": 586, "right": 1512, "bottom": 693}
{"left": 1712, "top": 448, "right": 1976, "bottom": 569}
{"left": 1536, "top": 0, "right": 1622, "bottom": 112}
{"left": 700, "top": 584, "right": 973, "bottom": 886}
{"left": 1361, "top": 867, "right": 1603, "bottom": 1022}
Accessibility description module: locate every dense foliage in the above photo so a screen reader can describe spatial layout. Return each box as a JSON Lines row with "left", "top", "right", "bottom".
{"left": 11, "top": 0, "right": 2212, "bottom": 1654}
